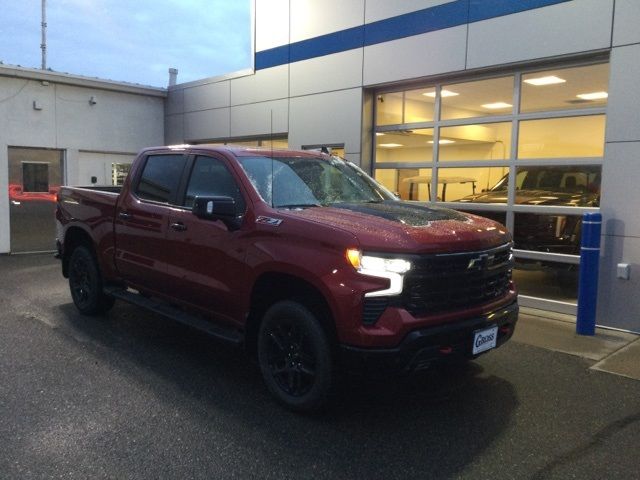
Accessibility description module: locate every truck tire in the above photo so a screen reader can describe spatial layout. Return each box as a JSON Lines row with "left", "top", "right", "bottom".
{"left": 68, "top": 245, "right": 115, "bottom": 315}
{"left": 257, "top": 301, "right": 333, "bottom": 412}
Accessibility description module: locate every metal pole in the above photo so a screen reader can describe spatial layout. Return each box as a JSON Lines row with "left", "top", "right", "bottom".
{"left": 41, "top": 0, "right": 47, "bottom": 70}
{"left": 576, "top": 212, "right": 602, "bottom": 335}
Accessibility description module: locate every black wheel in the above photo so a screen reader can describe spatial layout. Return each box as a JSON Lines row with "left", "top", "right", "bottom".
{"left": 68, "top": 245, "right": 115, "bottom": 315}
{"left": 257, "top": 301, "right": 333, "bottom": 412}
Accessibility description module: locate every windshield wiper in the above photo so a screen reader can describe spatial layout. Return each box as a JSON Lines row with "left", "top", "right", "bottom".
{"left": 275, "top": 203, "right": 322, "bottom": 209}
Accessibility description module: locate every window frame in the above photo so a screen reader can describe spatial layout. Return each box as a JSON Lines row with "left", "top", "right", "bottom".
{"left": 371, "top": 58, "right": 609, "bottom": 312}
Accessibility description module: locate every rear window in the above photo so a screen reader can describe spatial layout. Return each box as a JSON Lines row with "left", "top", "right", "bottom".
{"left": 136, "top": 154, "right": 186, "bottom": 203}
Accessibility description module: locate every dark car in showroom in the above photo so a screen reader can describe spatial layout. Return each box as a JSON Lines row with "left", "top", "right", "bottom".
{"left": 457, "top": 165, "right": 600, "bottom": 255}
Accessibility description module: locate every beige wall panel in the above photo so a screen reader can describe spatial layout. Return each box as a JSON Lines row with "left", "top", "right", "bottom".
{"left": 597, "top": 235, "right": 640, "bottom": 332}
{"left": 600, "top": 141, "right": 640, "bottom": 238}
{"left": 230, "top": 65, "right": 289, "bottom": 106}
{"left": 183, "top": 81, "right": 230, "bottom": 112}
{"left": 290, "top": 49, "right": 363, "bottom": 97}
{"left": 288, "top": 89, "right": 362, "bottom": 154}
{"left": 165, "top": 115, "right": 185, "bottom": 145}
{"left": 363, "top": 26, "right": 466, "bottom": 86}
{"left": 230, "top": 99, "right": 288, "bottom": 138}
{"left": 605, "top": 44, "right": 640, "bottom": 143}
{"left": 184, "top": 108, "right": 230, "bottom": 142}
{"left": 467, "top": 0, "right": 613, "bottom": 69}
{"left": 166, "top": 87, "right": 184, "bottom": 116}
{"left": 612, "top": 0, "right": 640, "bottom": 47}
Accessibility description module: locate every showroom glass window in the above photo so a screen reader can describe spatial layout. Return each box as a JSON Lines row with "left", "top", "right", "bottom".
{"left": 373, "top": 62, "right": 609, "bottom": 313}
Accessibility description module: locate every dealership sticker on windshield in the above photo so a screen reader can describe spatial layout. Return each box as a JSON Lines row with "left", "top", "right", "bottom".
{"left": 472, "top": 325, "right": 498, "bottom": 355}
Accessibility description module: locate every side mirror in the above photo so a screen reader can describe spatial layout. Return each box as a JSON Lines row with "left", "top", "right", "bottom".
{"left": 192, "top": 196, "right": 241, "bottom": 230}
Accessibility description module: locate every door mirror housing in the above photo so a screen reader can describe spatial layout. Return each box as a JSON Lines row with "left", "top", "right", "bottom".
{"left": 192, "top": 196, "right": 241, "bottom": 230}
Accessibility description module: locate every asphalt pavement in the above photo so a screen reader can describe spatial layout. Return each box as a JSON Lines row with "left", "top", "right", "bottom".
{"left": 1, "top": 254, "right": 639, "bottom": 479}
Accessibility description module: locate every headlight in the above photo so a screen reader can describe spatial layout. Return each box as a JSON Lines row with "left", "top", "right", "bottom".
{"left": 346, "top": 249, "right": 411, "bottom": 297}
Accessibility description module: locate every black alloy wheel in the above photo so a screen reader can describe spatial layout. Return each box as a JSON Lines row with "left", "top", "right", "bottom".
{"left": 258, "top": 301, "right": 333, "bottom": 412}
{"left": 68, "top": 245, "right": 115, "bottom": 315}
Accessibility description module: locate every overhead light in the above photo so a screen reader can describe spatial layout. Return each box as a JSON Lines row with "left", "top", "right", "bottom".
{"left": 576, "top": 91, "right": 608, "bottom": 100}
{"left": 428, "top": 139, "right": 456, "bottom": 144}
{"left": 375, "top": 132, "right": 385, "bottom": 136}
{"left": 524, "top": 75, "right": 566, "bottom": 86}
{"left": 423, "top": 89, "right": 459, "bottom": 98}
{"left": 481, "top": 102, "right": 512, "bottom": 109}
{"left": 379, "top": 143, "right": 403, "bottom": 148}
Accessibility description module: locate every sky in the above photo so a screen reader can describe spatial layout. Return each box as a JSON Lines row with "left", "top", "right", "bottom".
{"left": 0, "top": 0, "right": 252, "bottom": 87}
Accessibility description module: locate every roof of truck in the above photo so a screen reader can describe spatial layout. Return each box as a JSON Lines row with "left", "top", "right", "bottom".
{"left": 149, "top": 144, "right": 327, "bottom": 159}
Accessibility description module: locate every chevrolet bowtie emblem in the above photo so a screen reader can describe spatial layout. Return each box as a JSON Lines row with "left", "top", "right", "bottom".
{"left": 467, "top": 253, "right": 495, "bottom": 270}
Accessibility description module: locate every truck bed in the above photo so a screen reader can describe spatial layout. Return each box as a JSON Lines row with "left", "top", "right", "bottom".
{"left": 56, "top": 186, "right": 122, "bottom": 274}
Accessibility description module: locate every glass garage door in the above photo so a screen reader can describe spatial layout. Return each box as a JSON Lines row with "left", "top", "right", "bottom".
{"left": 372, "top": 61, "right": 609, "bottom": 314}
{"left": 8, "top": 147, "right": 64, "bottom": 253}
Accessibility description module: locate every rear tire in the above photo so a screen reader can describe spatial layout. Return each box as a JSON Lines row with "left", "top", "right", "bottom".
{"left": 68, "top": 245, "right": 115, "bottom": 315}
{"left": 257, "top": 301, "right": 333, "bottom": 412}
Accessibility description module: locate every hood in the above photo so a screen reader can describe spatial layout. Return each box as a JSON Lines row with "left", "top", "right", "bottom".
{"left": 282, "top": 201, "right": 510, "bottom": 254}
{"left": 459, "top": 189, "right": 598, "bottom": 207}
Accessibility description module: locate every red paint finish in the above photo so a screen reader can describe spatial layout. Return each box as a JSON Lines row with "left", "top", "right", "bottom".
{"left": 56, "top": 145, "right": 517, "bottom": 349}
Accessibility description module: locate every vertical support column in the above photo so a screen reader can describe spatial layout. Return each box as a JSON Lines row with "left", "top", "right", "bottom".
{"left": 576, "top": 212, "right": 602, "bottom": 335}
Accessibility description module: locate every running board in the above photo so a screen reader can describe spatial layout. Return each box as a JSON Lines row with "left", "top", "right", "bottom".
{"left": 104, "top": 287, "right": 243, "bottom": 346}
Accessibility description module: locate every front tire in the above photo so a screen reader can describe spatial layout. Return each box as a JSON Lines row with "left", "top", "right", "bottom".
{"left": 257, "top": 301, "right": 333, "bottom": 412}
{"left": 68, "top": 245, "right": 115, "bottom": 315}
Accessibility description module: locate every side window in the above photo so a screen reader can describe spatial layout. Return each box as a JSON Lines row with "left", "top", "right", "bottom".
{"left": 184, "top": 156, "right": 246, "bottom": 212}
{"left": 136, "top": 154, "right": 186, "bottom": 203}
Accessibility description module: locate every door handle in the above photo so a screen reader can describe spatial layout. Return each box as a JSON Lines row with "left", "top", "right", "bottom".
{"left": 118, "top": 211, "right": 132, "bottom": 220}
{"left": 170, "top": 222, "right": 187, "bottom": 232}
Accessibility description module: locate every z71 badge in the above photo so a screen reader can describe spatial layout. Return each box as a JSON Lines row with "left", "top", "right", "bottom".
{"left": 256, "top": 216, "right": 283, "bottom": 226}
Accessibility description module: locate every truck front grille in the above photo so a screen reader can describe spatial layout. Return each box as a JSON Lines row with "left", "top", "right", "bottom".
{"left": 400, "top": 243, "right": 513, "bottom": 317}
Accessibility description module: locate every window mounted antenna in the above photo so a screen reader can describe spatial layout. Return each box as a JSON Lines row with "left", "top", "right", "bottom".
{"left": 270, "top": 109, "right": 274, "bottom": 207}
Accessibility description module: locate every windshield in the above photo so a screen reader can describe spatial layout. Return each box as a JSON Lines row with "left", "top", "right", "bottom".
{"left": 237, "top": 155, "right": 397, "bottom": 208}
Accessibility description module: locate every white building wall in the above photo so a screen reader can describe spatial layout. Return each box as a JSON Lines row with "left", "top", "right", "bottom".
{"left": 0, "top": 66, "right": 165, "bottom": 253}
{"left": 164, "top": 0, "right": 640, "bottom": 331}
{"left": 596, "top": 0, "right": 640, "bottom": 331}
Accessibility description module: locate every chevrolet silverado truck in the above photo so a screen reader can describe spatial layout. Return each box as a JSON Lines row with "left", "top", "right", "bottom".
{"left": 56, "top": 145, "right": 518, "bottom": 411}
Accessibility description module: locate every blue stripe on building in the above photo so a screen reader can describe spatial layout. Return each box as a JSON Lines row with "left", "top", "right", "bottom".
{"left": 255, "top": 0, "right": 571, "bottom": 70}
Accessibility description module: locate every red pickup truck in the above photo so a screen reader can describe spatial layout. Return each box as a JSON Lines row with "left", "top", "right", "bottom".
{"left": 56, "top": 145, "right": 518, "bottom": 411}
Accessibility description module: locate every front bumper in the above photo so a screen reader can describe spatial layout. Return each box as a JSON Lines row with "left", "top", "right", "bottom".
{"left": 339, "top": 301, "right": 518, "bottom": 374}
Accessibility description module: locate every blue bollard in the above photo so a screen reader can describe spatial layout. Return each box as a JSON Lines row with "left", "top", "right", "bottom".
{"left": 576, "top": 212, "right": 602, "bottom": 335}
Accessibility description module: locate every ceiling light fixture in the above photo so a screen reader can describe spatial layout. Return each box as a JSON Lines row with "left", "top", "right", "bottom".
{"left": 379, "top": 143, "right": 403, "bottom": 148}
{"left": 423, "top": 89, "right": 459, "bottom": 98}
{"left": 375, "top": 132, "right": 385, "bottom": 136}
{"left": 524, "top": 75, "right": 566, "bottom": 86}
{"left": 428, "top": 139, "right": 456, "bottom": 144}
{"left": 481, "top": 102, "right": 512, "bottom": 109}
{"left": 576, "top": 91, "right": 608, "bottom": 100}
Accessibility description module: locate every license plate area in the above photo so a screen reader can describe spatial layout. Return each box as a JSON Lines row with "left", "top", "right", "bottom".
{"left": 472, "top": 325, "right": 498, "bottom": 355}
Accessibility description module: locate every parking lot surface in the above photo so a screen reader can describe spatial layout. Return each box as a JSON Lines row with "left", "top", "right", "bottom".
{"left": 1, "top": 254, "right": 639, "bottom": 479}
